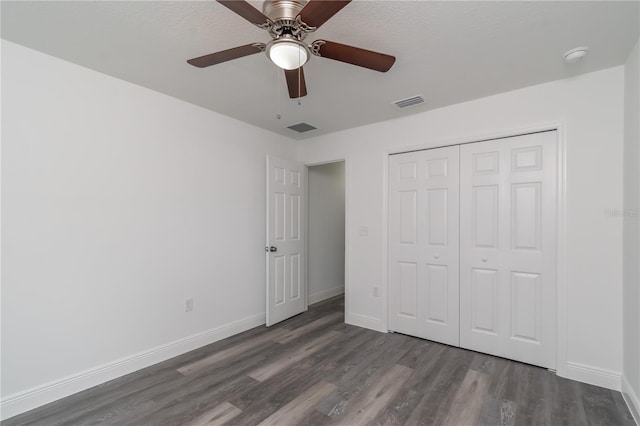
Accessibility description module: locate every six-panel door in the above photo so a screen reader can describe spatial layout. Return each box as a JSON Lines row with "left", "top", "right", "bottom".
{"left": 389, "top": 146, "right": 460, "bottom": 346}
{"left": 266, "top": 156, "right": 306, "bottom": 326}
{"left": 459, "top": 131, "right": 557, "bottom": 369}
{"left": 388, "top": 131, "right": 557, "bottom": 369}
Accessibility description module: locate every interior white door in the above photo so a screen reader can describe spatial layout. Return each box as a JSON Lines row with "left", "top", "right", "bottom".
{"left": 266, "top": 156, "right": 307, "bottom": 326}
{"left": 460, "top": 131, "right": 557, "bottom": 368}
{"left": 389, "top": 146, "right": 460, "bottom": 346}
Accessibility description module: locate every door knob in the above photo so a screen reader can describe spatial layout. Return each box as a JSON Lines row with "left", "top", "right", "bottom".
{"left": 265, "top": 246, "right": 277, "bottom": 252}
{"left": 434, "top": 254, "right": 440, "bottom": 259}
{"left": 482, "top": 258, "right": 488, "bottom": 262}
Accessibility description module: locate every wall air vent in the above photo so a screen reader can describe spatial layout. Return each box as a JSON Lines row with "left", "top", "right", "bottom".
{"left": 393, "top": 95, "right": 425, "bottom": 109}
{"left": 287, "top": 122, "right": 318, "bottom": 133}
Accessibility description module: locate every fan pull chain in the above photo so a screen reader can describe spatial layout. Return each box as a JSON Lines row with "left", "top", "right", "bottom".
{"left": 297, "top": 48, "right": 302, "bottom": 106}
{"left": 276, "top": 65, "right": 281, "bottom": 120}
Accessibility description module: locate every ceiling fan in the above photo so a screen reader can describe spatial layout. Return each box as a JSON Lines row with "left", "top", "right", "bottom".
{"left": 187, "top": 0, "right": 396, "bottom": 99}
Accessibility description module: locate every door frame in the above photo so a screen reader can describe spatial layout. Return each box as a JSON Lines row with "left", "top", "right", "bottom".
{"left": 304, "top": 159, "right": 349, "bottom": 318}
{"left": 382, "top": 121, "right": 568, "bottom": 377}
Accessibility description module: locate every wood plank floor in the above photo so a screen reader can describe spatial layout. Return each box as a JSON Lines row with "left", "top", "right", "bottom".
{"left": 4, "top": 296, "right": 634, "bottom": 426}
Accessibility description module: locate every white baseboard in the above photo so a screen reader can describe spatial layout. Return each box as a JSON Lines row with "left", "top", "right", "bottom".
{"left": 308, "top": 286, "right": 344, "bottom": 305}
{"left": 347, "top": 312, "right": 386, "bottom": 333}
{"left": 564, "top": 361, "right": 621, "bottom": 391}
{"left": 0, "top": 313, "right": 266, "bottom": 421}
{"left": 622, "top": 375, "right": 640, "bottom": 425}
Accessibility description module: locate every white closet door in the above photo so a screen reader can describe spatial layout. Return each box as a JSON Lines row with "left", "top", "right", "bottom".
{"left": 389, "top": 146, "right": 460, "bottom": 346}
{"left": 460, "top": 131, "right": 557, "bottom": 369}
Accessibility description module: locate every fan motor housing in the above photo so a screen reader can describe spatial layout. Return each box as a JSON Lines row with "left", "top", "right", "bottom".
{"left": 263, "top": 0, "right": 307, "bottom": 22}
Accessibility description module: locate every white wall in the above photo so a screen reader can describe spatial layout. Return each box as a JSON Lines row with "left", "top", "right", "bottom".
{"left": 0, "top": 36, "right": 633, "bottom": 420}
{"left": 307, "top": 161, "right": 345, "bottom": 304}
{"left": 0, "top": 41, "right": 295, "bottom": 418}
{"left": 298, "top": 66, "right": 625, "bottom": 390}
{"left": 622, "top": 38, "right": 640, "bottom": 421}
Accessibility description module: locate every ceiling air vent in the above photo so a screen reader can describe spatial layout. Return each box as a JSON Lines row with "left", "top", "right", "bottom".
{"left": 393, "top": 95, "right": 425, "bottom": 109}
{"left": 287, "top": 122, "right": 318, "bottom": 133}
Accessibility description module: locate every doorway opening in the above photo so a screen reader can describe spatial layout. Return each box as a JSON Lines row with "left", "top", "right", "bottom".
{"left": 307, "top": 161, "right": 346, "bottom": 314}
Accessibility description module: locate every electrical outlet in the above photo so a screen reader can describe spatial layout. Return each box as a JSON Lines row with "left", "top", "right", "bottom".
{"left": 184, "top": 297, "right": 194, "bottom": 312}
{"left": 373, "top": 286, "right": 379, "bottom": 297}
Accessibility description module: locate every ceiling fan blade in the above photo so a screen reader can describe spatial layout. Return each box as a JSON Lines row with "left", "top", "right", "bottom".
{"left": 187, "top": 43, "right": 265, "bottom": 68}
{"left": 313, "top": 40, "right": 395, "bottom": 72}
{"left": 216, "top": 0, "right": 271, "bottom": 27}
{"left": 284, "top": 67, "right": 308, "bottom": 98}
{"left": 297, "top": 1, "right": 351, "bottom": 29}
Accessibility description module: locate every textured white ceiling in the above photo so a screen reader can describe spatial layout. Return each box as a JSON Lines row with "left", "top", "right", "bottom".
{"left": 2, "top": 1, "right": 639, "bottom": 139}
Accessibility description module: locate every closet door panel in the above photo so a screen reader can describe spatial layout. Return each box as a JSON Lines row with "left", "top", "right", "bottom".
{"left": 389, "top": 146, "right": 460, "bottom": 346}
{"left": 460, "top": 131, "right": 557, "bottom": 369}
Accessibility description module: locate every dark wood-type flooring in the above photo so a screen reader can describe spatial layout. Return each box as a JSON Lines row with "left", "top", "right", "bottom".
{"left": 4, "top": 296, "right": 635, "bottom": 426}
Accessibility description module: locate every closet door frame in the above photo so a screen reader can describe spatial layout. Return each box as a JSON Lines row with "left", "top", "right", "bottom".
{"left": 381, "top": 122, "right": 567, "bottom": 377}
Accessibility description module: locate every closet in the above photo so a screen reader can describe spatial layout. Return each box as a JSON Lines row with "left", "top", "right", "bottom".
{"left": 388, "top": 131, "right": 557, "bottom": 369}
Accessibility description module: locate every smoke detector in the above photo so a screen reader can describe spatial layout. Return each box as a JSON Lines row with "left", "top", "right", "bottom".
{"left": 564, "top": 47, "right": 589, "bottom": 64}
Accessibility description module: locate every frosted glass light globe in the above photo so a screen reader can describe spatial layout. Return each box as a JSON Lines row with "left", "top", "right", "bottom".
{"left": 268, "top": 40, "right": 308, "bottom": 70}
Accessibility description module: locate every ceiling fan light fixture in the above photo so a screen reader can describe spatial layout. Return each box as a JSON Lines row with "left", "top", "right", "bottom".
{"left": 267, "top": 38, "right": 309, "bottom": 70}
{"left": 188, "top": 0, "right": 396, "bottom": 98}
